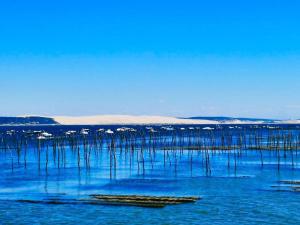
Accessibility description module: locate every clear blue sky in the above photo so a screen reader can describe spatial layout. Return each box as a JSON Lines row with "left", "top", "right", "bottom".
{"left": 0, "top": 0, "right": 300, "bottom": 119}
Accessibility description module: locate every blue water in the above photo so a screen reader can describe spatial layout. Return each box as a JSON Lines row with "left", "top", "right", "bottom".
{"left": 0, "top": 125, "right": 300, "bottom": 224}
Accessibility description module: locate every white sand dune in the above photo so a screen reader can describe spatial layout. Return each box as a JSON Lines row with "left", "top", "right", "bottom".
{"left": 53, "top": 115, "right": 300, "bottom": 125}
{"left": 276, "top": 120, "right": 300, "bottom": 124}
{"left": 54, "top": 115, "right": 219, "bottom": 125}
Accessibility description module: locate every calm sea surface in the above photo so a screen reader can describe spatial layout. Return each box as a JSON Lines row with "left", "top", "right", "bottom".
{"left": 0, "top": 125, "right": 300, "bottom": 225}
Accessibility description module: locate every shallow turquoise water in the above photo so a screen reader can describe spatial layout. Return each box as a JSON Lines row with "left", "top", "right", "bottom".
{"left": 0, "top": 125, "right": 300, "bottom": 224}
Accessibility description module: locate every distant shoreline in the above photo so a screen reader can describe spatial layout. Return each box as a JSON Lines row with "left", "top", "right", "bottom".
{"left": 0, "top": 115, "right": 299, "bottom": 126}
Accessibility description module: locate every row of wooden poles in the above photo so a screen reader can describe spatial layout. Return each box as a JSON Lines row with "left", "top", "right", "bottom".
{"left": 0, "top": 128, "right": 300, "bottom": 177}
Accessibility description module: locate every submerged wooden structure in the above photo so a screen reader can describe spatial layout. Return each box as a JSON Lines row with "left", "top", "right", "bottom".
{"left": 90, "top": 194, "right": 200, "bottom": 207}
{"left": 271, "top": 180, "right": 300, "bottom": 193}
{"left": 17, "top": 195, "right": 200, "bottom": 208}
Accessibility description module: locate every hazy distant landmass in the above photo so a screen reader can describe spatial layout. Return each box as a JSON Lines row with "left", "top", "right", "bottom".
{"left": 0, "top": 116, "right": 58, "bottom": 125}
{"left": 185, "top": 116, "right": 277, "bottom": 123}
